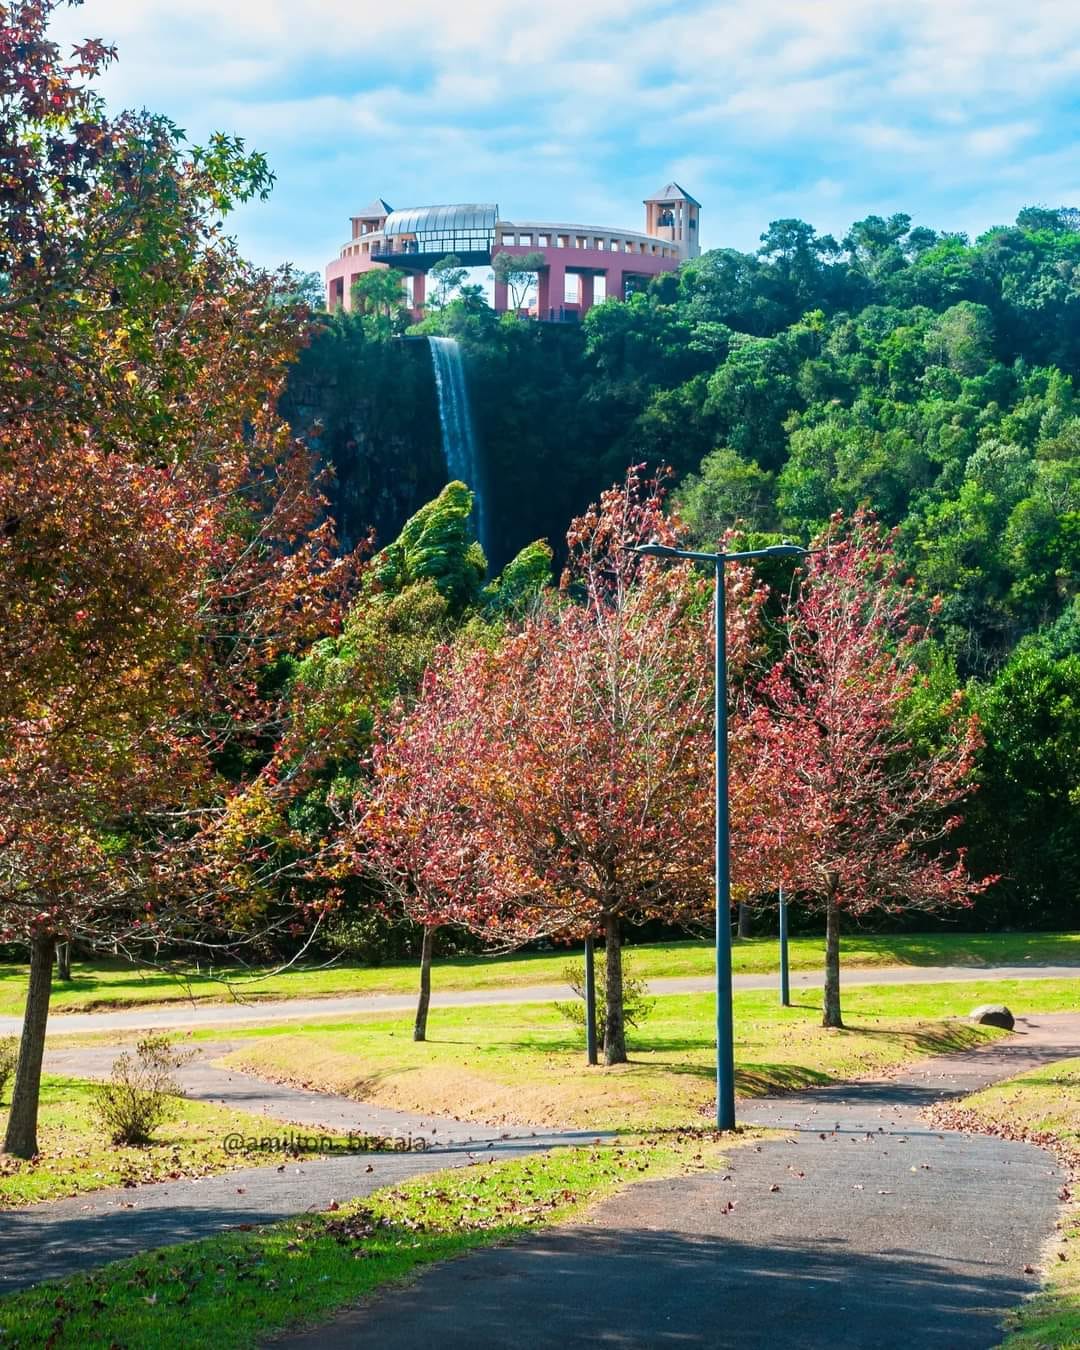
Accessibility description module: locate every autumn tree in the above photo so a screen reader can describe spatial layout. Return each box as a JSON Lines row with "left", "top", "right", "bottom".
{"left": 0, "top": 1, "right": 356, "bottom": 1157}
{"left": 358, "top": 646, "right": 527, "bottom": 1040}
{"left": 752, "top": 513, "right": 985, "bottom": 1028}
{"left": 458, "top": 473, "right": 763, "bottom": 1064}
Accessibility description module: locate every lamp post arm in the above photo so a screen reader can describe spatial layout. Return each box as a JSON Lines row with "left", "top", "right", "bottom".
{"left": 631, "top": 542, "right": 809, "bottom": 565}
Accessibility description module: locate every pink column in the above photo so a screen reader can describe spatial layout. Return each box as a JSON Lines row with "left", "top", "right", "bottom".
{"left": 537, "top": 263, "right": 566, "bottom": 319}
{"left": 493, "top": 279, "right": 509, "bottom": 313}
{"left": 578, "top": 273, "right": 595, "bottom": 316}
{"left": 606, "top": 268, "right": 623, "bottom": 303}
{"left": 536, "top": 264, "right": 551, "bottom": 316}
{"left": 413, "top": 271, "right": 426, "bottom": 313}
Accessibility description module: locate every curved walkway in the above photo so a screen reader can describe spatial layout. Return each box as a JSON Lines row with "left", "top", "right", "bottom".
{"left": 278, "top": 1012, "right": 1080, "bottom": 1350}
{"left": 3, "top": 962, "right": 1077, "bottom": 1037}
{"left": 1, "top": 1014, "right": 1077, "bottom": 1350}
{"left": 1, "top": 1040, "right": 580, "bottom": 1296}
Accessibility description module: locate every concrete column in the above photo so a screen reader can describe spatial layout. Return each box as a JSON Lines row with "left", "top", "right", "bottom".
{"left": 413, "top": 271, "right": 426, "bottom": 314}
{"left": 578, "top": 273, "right": 595, "bottom": 316}
{"left": 537, "top": 263, "right": 565, "bottom": 320}
{"left": 536, "top": 265, "right": 551, "bottom": 317}
{"left": 606, "top": 268, "right": 624, "bottom": 303}
{"left": 551, "top": 263, "right": 566, "bottom": 317}
{"left": 493, "top": 279, "right": 509, "bottom": 314}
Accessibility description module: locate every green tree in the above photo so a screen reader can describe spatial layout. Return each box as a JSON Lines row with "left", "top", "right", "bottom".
{"left": 675, "top": 447, "right": 776, "bottom": 544}
{"left": 492, "top": 249, "right": 546, "bottom": 311}
{"left": 273, "top": 267, "right": 325, "bottom": 310}
{"left": 372, "top": 481, "right": 487, "bottom": 611}
{"left": 968, "top": 643, "right": 1080, "bottom": 926}
{"left": 351, "top": 267, "right": 409, "bottom": 336}
{"left": 930, "top": 302, "right": 996, "bottom": 377}
{"left": 430, "top": 254, "right": 469, "bottom": 307}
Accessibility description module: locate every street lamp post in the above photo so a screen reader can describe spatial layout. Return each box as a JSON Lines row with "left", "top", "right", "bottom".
{"left": 631, "top": 539, "right": 806, "bottom": 1130}
{"left": 777, "top": 819, "right": 791, "bottom": 1007}
{"left": 584, "top": 935, "right": 598, "bottom": 1066}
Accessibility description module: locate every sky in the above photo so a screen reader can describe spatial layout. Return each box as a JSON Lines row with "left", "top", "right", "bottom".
{"left": 50, "top": 0, "right": 1080, "bottom": 277}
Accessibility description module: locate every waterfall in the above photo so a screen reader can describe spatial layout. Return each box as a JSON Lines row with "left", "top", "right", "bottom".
{"left": 428, "top": 336, "right": 488, "bottom": 560}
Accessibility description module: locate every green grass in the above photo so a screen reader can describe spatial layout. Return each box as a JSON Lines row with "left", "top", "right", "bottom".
{"left": 0, "top": 1075, "right": 327, "bottom": 1208}
{"left": 206, "top": 977, "right": 1080, "bottom": 1132}
{"left": 0, "top": 1135, "right": 729, "bottom": 1349}
{"left": 1, "top": 930, "right": 1076, "bottom": 1019}
{"left": 929, "top": 1059, "right": 1080, "bottom": 1348}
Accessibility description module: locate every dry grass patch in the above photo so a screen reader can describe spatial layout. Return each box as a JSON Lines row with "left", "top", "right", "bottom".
{"left": 219, "top": 990, "right": 1000, "bottom": 1132}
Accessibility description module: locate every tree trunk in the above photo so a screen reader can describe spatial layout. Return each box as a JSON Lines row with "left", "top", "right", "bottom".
{"left": 737, "top": 903, "right": 752, "bottom": 940}
{"left": 822, "top": 890, "right": 843, "bottom": 1029}
{"left": 413, "top": 925, "right": 435, "bottom": 1042}
{"left": 3, "top": 934, "right": 56, "bottom": 1158}
{"left": 603, "top": 914, "right": 627, "bottom": 1065}
{"left": 55, "top": 941, "right": 72, "bottom": 982}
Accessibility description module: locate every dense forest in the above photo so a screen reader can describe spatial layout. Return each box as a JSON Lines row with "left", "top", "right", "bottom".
{"left": 286, "top": 206, "right": 1080, "bottom": 931}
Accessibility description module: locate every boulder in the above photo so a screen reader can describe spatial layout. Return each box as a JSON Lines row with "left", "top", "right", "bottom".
{"left": 969, "top": 1004, "right": 1015, "bottom": 1030}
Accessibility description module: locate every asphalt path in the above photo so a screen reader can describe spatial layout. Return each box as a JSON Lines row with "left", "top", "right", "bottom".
{"left": 2, "top": 962, "right": 1076, "bottom": 1037}
{"left": 1, "top": 1013, "right": 1077, "bottom": 1350}
{"left": 0, "top": 1040, "right": 580, "bottom": 1296}
{"left": 277, "top": 1013, "right": 1080, "bottom": 1350}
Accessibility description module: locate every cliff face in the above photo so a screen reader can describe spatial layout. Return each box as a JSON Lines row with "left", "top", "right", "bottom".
{"left": 280, "top": 321, "right": 445, "bottom": 554}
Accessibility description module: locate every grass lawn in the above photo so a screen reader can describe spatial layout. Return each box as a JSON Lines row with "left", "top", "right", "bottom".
{"left": 0, "top": 1075, "right": 324, "bottom": 1208}
{"left": 211, "top": 978, "right": 1080, "bottom": 1132}
{"left": 0, "top": 1135, "right": 729, "bottom": 1349}
{"left": 928, "top": 1059, "right": 1080, "bottom": 1349}
{"left": 1, "top": 930, "right": 1076, "bottom": 1019}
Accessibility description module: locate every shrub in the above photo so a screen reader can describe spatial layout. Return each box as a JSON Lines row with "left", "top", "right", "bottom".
{"left": 0, "top": 1037, "right": 17, "bottom": 1103}
{"left": 555, "top": 952, "right": 655, "bottom": 1045}
{"left": 90, "top": 1035, "right": 191, "bottom": 1145}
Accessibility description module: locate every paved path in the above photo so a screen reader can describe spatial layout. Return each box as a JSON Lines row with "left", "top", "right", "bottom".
{"left": 3, "top": 962, "right": 1076, "bottom": 1037}
{"left": 0, "top": 1041, "right": 586, "bottom": 1296}
{"left": 278, "top": 1013, "right": 1080, "bottom": 1350}
{"left": 0, "top": 1138, "right": 567, "bottom": 1300}
{"left": 2, "top": 1014, "right": 1077, "bottom": 1348}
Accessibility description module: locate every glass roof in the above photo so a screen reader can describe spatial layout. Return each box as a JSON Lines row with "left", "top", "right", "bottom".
{"left": 383, "top": 204, "right": 498, "bottom": 237}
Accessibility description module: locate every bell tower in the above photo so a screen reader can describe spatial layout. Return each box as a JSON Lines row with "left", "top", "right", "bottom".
{"left": 644, "top": 183, "right": 701, "bottom": 261}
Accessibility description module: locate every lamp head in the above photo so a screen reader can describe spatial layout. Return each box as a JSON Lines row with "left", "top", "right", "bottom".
{"left": 630, "top": 538, "right": 684, "bottom": 559}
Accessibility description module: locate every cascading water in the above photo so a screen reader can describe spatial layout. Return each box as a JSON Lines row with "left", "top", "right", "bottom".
{"left": 428, "top": 336, "right": 488, "bottom": 561}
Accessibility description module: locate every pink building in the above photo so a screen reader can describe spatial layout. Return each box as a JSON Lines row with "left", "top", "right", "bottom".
{"left": 325, "top": 185, "right": 702, "bottom": 320}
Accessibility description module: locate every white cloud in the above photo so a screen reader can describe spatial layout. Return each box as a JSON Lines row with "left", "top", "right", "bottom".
{"left": 49, "top": 0, "right": 1080, "bottom": 270}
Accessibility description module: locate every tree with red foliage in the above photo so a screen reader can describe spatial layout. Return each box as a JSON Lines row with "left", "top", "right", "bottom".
{"left": 751, "top": 513, "right": 985, "bottom": 1028}
{"left": 358, "top": 645, "right": 532, "bottom": 1041}
{"left": 371, "top": 472, "right": 765, "bottom": 1065}
{"left": 0, "top": 2, "right": 358, "bottom": 1157}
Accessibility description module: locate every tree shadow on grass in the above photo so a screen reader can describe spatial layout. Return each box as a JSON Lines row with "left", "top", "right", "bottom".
{"left": 832, "top": 1021, "right": 991, "bottom": 1057}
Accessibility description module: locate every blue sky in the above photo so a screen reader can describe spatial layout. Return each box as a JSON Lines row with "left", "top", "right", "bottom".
{"left": 51, "top": 0, "right": 1080, "bottom": 277}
